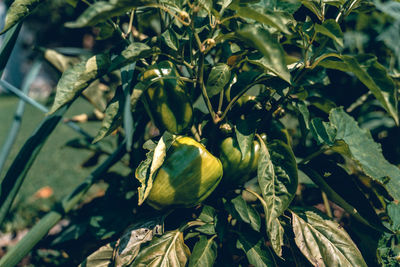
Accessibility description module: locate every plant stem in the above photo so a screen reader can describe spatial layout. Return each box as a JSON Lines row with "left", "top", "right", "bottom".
{"left": 0, "top": 142, "right": 127, "bottom": 267}
{"left": 198, "top": 53, "right": 217, "bottom": 123}
{"left": 322, "top": 191, "right": 333, "bottom": 218}
{"left": 219, "top": 76, "right": 271, "bottom": 122}
{"left": 298, "top": 146, "right": 329, "bottom": 165}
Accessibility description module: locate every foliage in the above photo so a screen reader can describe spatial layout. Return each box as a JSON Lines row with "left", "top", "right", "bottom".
{"left": 0, "top": 0, "right": 400, "bottom": 266}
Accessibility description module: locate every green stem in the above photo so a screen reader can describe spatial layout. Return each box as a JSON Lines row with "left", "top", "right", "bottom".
{"left": 219, "top": 76, "right": 272, "bottom": 122}
{"left": 321, "top": 191, "right": 333, "bottom": 218}
{"left": 198, "top": 53, "right": 217, "bottom": 123}
{"left": 0, "top": 142, "right": 127, "bottom": 267}
{"left": 298, "top": 146, "right": 329, "bottom": 165}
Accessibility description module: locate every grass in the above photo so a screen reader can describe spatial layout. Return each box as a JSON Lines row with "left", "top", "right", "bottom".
{"left": 0, "top": 95, "right": 129, "bottom": 207}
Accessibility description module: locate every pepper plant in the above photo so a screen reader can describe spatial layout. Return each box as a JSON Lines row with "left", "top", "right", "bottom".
{"left": 1, "top": 0, "right": 400, "bottom": 266}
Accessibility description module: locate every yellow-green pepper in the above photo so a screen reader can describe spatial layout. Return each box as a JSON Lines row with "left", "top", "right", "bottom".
{"left": 147, "top": 136, "right": 223, "bottom": 210}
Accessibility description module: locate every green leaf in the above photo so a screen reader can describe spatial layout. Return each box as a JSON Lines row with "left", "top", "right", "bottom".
{"left": 230, "top": 4, "right": 292, "bottom": 34}
{"left": 301, "top": 0, "right": 323, "bottom": 21}
{"left": 197, "top": 206, "right": 217, "bottom": 235}
{"left": 108, "top": 42, "right": 154, "bottom": 71}
{"left": 236, "top": 232, "right": 276, "bottom": 267}
{"left": 291, "top": 208, "right": 367, "bottom": 267}
{"left": 136, "top": 132, "right": 176, "bottom": 205}
{"left": 79, "top": 241, "right": 117, "bottom": 267}
{"left": 322, "top": 108, "right": 400, "bottom": 202}
{"left": 93, "top": 81, "right": 145, "bottom": 143}
{"left": 49, "top": 53, "right": 111, "bottom": 114}
{"left": 65, "top": 1, "right": 149, "bottom": 28}
{"left": 319, "top": 55, "right": 399, "bottom": 125}
{"left": 199, "top": 205, "right": 216, "bottom": 223}
{"left": 257, "top": 139, "right": 298, "bottom": 256}
{"left": 235, "top": 117, "right": 256, "bottom": 160}
{"left": 310, "top": 117, "right": 336, "bottom": 145}
{"left": 121, "top": 63, "right": 136, "bottom": 150}
{"left": 0, "top": 0, "right": 44, "bottom": 35}
{"left": 0, "top": 22, "right": 22, "bottom": 76}
{"left": 227, "top": 195, "right": 261, "bottom": 232}
{"left": 237, "top": 26, "right": 291, "bottom": 84}
{"left": 301, "top": 160, "right": 388, "bottom": 232}
{"left": 188, "top": 236, "right": 218, "bottom": 267}
{"left": 114, "top": 218, "right": 164, "bottom": 267}
{"left": 206, "top": 63, "right": 231, "bottom": 97}
{"left": 50, "top": 42, "right": 152, "bottom": 115}
{"left": 130, "top": 229, "right": 191, "bottom": 266}
{"left": 161, "top": 29, "right": 179, "bottom": 51}
{"left": 314, "top": 19, "right": 344, "bottom": 47}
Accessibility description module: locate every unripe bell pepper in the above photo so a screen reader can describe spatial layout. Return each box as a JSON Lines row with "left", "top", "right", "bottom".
{"left": 219, "top": 137, "right": 260, "bottom": 187}
{"left": 142, "top": 61, "right": 193, "bottom": 134}
{"left": 146, "top": 136, "right": 223, "bottom": 210}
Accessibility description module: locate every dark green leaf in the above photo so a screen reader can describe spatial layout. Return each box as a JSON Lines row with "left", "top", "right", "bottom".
{"left": 325, "top": 108, "right": 400, "bottom": 202}
{"left": 79, "top": 242, "right": 117, "bottom": 267}
{"left": 230, "top": 4, "right": 292, "bottom": 34}
{"left": 161, "top": 29, "right": 179, "bottom": 51}
{"left": 188, "top": 236, "right": 217, "bottom": 267}
{"left": 236, "top": 232, "right": 276, "bottom": 267}
{"left": 314, "top": 19, "right": 344, "bottom": 47}
{"left": 301, "top": 1, "right": 322, "bottom": 21}
{"left": 199, "top": 205, "right": 216, "bottom": 223}
{"left": 206, "top": 63, "right": 231, "bottom": 97}
{"left": 0, "top": 0, "right": 44, "bottom": 34}
{"left": 65, "top": 1, "right": 149, "bottom": 28}
{"left": 235, "top": 118, "right": 255, "bottom": 160}
{"left": 310, "top": 117, "right": 336, "bottom": 145}
{"left": 93, "top": 82, "right": 145, "bottom": 143}
{"left": 291, "top": 208, "right": 367, "bottom": 267}
{"left": 121, "top": 63, "right": 136, "bottom": 150}
{"left": 301, "top": 160, "right": 388, "bottom": 232}
{"left": 319, "top": 55, "right": 399, "bottom": 125}
{"left": 0, "top": 23, "right": 22, "bottom": 76}
{"left": 257, "top": 139, "right": 298, "bottom": 255}
{"left": 229, "top": 195, "right": 261, "bottom": 232}
{"left": 237, "top": 26, "right": 291, "bottom": 83}
{"left": 130, "top": 230, "right": 191, "bottom": 266}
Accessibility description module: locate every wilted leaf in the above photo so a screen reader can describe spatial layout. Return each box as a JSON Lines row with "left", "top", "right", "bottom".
{"left": 115, "top": 218, "right": 164, "bottom": 267}
{"left": 291, "top": 208, "right": 367, "bottom": 267}
{"left": 0, "top": 0, "right": 45, "bottom": 34}
{"left": 79, "top": 241, "right": 117, "bottom": 267}
{"left": 130, "top": 229, "right": 190, "bottom": 266}
{"left": 44, "top": 49, "right": 80, "bottom": 73}
{"left": 188, "top": 235, "right": 217, "bottom": 267}
{"left": 237, "top": 26, "right": 291, "bottom": 84}
{"left": 206, "top": 63, "right": 231, "bottom": 97}
{"left": 257, "top": 139, "right": 298, "bottom": 255}
{"left": 49, "top": 53, "right": 111, "bottom": 114}
{"left": 136, "top": 132, "right": 176, "bottom": 205}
